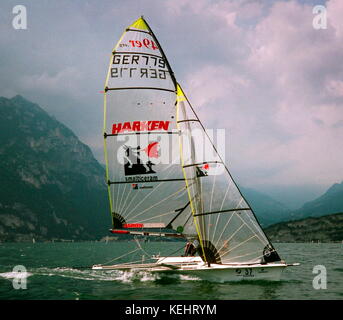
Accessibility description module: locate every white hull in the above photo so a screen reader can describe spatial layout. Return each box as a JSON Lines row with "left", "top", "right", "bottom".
{"left": 92, "top": 256, "right": 297, "bottom": 282}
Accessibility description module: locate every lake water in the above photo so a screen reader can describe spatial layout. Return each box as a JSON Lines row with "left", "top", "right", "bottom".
{"left": 0, "top": 242, "right": 342, "bottom": 300}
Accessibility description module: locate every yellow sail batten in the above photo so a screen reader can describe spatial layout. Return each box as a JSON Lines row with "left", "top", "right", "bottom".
{"left": 103, "top": 90, "right": 113, "bottom": 214}
{"left": 103, "top": 49, "right": 119, "bottom": 217}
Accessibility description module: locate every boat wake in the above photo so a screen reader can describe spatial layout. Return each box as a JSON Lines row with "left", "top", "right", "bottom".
{"left": 0, "top": 271, "right": 33, "bottom": 280}
{"left": 20, "top": 267, "right": 201, "bottom": 284}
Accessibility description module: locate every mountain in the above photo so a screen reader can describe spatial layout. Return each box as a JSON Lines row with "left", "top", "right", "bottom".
{"left": 294, "top": 181, "right": 343, "bottom": 219}
{"left": 255, "top": 184, "right": 327, "bottom": 210}
{"left": 0, "top": 95, "right": 111, "bottom": 242}
{"left": 264, "top": 212, "right": 343, "bottom": 242}
{"left": 240, "top": 187, "right": 291, "bottom": 227}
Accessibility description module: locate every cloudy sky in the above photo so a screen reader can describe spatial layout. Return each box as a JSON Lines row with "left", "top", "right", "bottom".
{"left": 0, "top": 0, "right": 342, "bottom": 207}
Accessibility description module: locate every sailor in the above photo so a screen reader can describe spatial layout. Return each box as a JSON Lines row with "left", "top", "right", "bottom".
{"left": 184, "top": 241, "right": 197, "bottom": 257}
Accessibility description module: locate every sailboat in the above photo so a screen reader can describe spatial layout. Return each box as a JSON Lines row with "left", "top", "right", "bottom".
{"left": 92, "top": 17, "right": 298, "bottom": 282}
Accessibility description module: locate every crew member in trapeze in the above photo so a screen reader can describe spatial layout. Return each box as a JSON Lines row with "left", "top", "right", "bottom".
{"left": 183, "top": 240, "right": 197, "bottom": 257}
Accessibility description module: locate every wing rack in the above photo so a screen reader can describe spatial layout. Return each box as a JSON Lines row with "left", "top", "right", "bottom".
{"left": 110, "top": 229, "right": 185, "bottom": 238}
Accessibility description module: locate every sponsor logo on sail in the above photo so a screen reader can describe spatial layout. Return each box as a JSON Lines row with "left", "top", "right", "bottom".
{"left": 123, "top": 141, "right": 160, "bottom": 176}
{"left": 112, "top": 120, "right": 170, "bottom": 135}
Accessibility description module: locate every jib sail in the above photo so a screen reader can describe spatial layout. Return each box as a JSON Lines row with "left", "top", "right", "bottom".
{"left": 176, "top": 85, "right": 281, "bottom": 264}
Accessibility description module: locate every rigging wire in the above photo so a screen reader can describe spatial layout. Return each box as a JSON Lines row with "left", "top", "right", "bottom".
{"left": 151, "top": 243, "right": 186, "bottom": 264}
{"left": 134, "top": 237, "right": 153, "bottom": 259}
{"left": 98, "top": 247, "right": 141, "bottom": 266}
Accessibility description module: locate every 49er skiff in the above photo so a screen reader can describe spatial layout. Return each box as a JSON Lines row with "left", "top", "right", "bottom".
{"left": 92, "top": 17, "right": 298, "bottom": 282}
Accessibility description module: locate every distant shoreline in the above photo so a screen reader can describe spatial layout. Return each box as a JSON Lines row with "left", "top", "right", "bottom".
{"left": 1, "top": 212, "right": 342, "bottom": 244}
{"left": 265, "top": 212, "right": 343, "bottom": 243}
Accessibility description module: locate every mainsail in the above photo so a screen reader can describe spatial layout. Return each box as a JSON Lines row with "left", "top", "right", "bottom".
{"left": 103, "top": 17, "right": 281, "bottom": 265}
{"left": 103, "top": 17, "right": 195, "bottom": 239}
